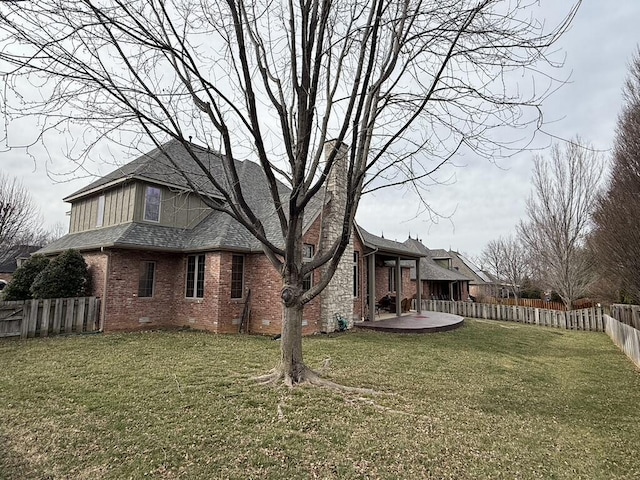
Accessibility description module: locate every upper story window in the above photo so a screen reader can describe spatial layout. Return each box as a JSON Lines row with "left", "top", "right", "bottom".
{"left": 186, "top": 254, "right": 205, "bottom": 298}
{"left": 96, "top": 194, "right": 105, "bottom": 227}
{"left": 231, "top": 255, "right": 244, "bottom": 299}
{"left": 144, "top": 186, "right": 162, "bottom": 222}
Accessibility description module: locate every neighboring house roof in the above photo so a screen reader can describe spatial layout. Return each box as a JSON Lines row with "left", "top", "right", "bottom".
{"left": 356, "top": 227, "right": 423, "bottom": 259}
{"left": 39, "top": 140, "right": 327, "bottom": 255}
{"left": 0, "top": 245, "right": 41, "bottom": 273}
{"left": 479, "top": 269, "right": 504, "bottom": 285}
{"left": 448, "top": 250, "right": 491, "bottom": 284}
{"left": 403, "top": 238, "right": 471, "bottom": 282}
{"left": 429, "top": 248, "right": 452, "bottom": 259}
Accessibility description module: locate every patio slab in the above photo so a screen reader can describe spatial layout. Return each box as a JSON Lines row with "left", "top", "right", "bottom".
{"left": 355, "top": 311, "right": 464, "bottom": 334}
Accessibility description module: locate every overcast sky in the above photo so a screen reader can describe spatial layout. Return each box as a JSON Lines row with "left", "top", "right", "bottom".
{"left": 2, "top": 1, "right": 639, "bottom": 258}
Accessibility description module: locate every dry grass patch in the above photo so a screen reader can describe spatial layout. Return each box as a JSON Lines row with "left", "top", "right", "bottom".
{"left": 1, "top": 320, "right": 639, "bottom": 479}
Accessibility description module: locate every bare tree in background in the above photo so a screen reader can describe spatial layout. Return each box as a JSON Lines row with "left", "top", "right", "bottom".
{"left": 0, "top": 0, "right": 579, "bottom": 386}
{"left": 591, "top": 49, "right": 640, "bottom": 304}
{"left": 0, "top": 171, "right": 42, "bottom": 249}
{"left": 519, "top": 140, "right": 601, "bottom": 309}
{"left": 480, "top": 235, "right": 529, "bottom": 302}
{"left": 480, "top": 238, "right": 504, "bottom": 299}
{"left": 500, "top": 235, "right": 530, "bottom": 302}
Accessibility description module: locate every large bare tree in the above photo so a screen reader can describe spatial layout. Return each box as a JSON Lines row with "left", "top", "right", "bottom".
{"left": 480, "top": 235, "right": 529, "bottom": 302}
{"left": 519, "top": 140, "right": 601, "bottom": 309}
{"left": 0, "top": 0, "right": 579, "bottom": 385}
{"left": 591, "top": 49, "right": 640, "bottom": 304}
{"left": 480, "top": 238, "right": 505, "bottom": 299}
{"left": 0, "top": 171, "right": 42, "bottom": 249}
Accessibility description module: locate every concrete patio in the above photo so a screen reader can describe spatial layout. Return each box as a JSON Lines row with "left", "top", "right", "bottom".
{"left": 355, "top": 311, "right": 464, "bottom": 334}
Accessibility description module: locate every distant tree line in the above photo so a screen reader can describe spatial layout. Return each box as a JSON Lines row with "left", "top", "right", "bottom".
{"left": 0, "top": 171, "right": 65, "bottom": 253}
{"left": 479, "top": 49, "right": 640, "bottom": 308}
{"left": 2, "top": 249, "right": 92, "bottom": 301}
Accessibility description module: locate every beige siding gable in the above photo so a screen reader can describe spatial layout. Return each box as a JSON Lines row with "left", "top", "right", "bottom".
{"left": 69, "top": 181, "right": 212, "bottom": 233}
{"left": 133, "top": 183, "right": 211, "bottom": 228}
{"left": 69, "top": 183, "right": 137, "bottom": 233}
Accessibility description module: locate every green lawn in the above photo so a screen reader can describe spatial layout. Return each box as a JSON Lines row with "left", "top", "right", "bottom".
{"left": 1, "top": 320, "right": 639, "bottom": 479}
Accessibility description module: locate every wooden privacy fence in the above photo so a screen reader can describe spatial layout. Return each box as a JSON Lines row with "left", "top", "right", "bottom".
{"left": 420, "top": 300, "right": 605, "bottom": 332}
{"left": 609, "top": 304, "right": 640, "bottom": 330}
{"left": 483, "top": 297, "right": 567, "bottom": 311}
{"left": 604, "top": 314, "right": 640, "bottom": 368}
{"left": 0, "top": 297, "right": 101, "bottom": 339}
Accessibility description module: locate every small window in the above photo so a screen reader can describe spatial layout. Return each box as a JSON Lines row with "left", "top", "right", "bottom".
{"left": 144, "top": 186, "right": 162, "bottom": 222}
{"left": 186, "top": 254, "right": 205, "bottom": 298}
{"left": 138, "top": 261, "right": 156, "bottom": 297}
{"left": 231, "top": 255, "right": 244, "bottom": 299}
{"left": 303, "top": 244, "right": 315, "bottom": 260}
{"left": 303, "top": 273, "right": 312, "bottom": 292}
{"left": 353, "top": 251, "right": 359, "bottom": 298}
{"left": 96, "top": 194, "right": 105, "bottom": 227}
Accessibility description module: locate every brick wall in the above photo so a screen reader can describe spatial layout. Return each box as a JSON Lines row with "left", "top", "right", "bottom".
{"left": 80, "top": 196, "right": 363, "bottom": 336}
{"left": 375, "top": 264, "right": 411, "bottom": 306}
{"left": 401, "top": 268, "right": 412, "bottom": 303}
{"left": 352, "top": 235, "right": 365, "bottom": 321}
{"left": 100, "top": 250, "right": 181, "bottom": 332}
{"left": 413, "top": 279, "right": 432, "bottom": 300}
{"left": 83, "top": 251, "right": 108, "bottom": 299}
{"left": 173, "top": 252, "right": 221, "bottom": 332}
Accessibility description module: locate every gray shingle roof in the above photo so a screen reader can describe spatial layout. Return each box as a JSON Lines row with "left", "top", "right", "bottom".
{"left": 40, "top": 139, "right": 326, "bottom": 255}
{"left": 429, "top": 248, "right": 452, "bottom": 259}
{"left": 357, "top": 227, "right": 423, "bottom": 258}
{"left": 448, "top": 251, "right": 491, "bottom": 284}
{"left": 403, "top": 238, "right": 471, "bottom": 282}
{"left": 0, "top": 245, "right": 42, "bottom": 273}
{"left": 65, "top": 140, "right": 229, "bottom": 201}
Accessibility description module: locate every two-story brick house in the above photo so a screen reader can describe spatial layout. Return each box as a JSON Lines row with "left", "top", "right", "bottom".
{"left": 38, "top": 139, "right": 424, "bottom": 335}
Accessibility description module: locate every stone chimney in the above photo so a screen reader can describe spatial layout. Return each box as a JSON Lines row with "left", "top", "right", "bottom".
{"left": 319, "top": 140, "right": 355, "bottom": 332}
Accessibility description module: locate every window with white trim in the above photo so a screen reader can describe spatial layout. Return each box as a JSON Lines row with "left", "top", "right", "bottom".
{"left": 96, "top": 194, "right": 105, "bottom": 227}
{"left": 144, "top": 186, "right": 162, "bottom": 222}
{"left": 302, "top": 273, "right": 313, "bottom": 292}
{"left": 353, "top": 252, "right": 359, "bottom": 298}
{"left": 303, "top": 243, "right": 315, "bottom": 260}
{"left": 302, "top": 244, "right": 315, "bottom": 292}
{"left": 231, "top": 255, "right": 244, "bottom": 299}
{"left": 186, "top": 254, "right": 205, "bottom": 298}
{"left": 138, "top": 261, "right": 156, "bottom": 297}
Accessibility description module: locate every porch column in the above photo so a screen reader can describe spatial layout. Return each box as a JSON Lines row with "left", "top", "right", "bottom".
{"left": 415, "top": 258, "right": 422, "bottom": 314}
{"left": 368, "top": 253, "right": 376, "bottom": 321}
{"left": 449, "top": 282, "right": 454, "bottom": 301}
{"left": 395, "top": 256, "right": 401, "bottom": 317}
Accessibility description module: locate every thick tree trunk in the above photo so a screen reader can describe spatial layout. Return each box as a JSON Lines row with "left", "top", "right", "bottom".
{"left": 279, "top": 302, "right": 306, "bottom": 385}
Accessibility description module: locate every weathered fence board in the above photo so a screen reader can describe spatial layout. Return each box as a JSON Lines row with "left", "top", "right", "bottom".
{"left": 0, "top": 301, "right": 24, "bottom": 338}
{"left": 605, "top": 314, "right": 640, "bottom": 368}
{"left": 610, "top": 304, "right": 640, "bottom": 330}
{"left": 0, "top": 297, "right": 101, "bottom": 339}
{"left": 420, "top": 300, "right": 605, "bottom": 332}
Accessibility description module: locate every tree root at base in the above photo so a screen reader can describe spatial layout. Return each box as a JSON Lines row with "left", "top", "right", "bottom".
{"left": 251, "top": 366, "right": 379, "bottom": 395}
